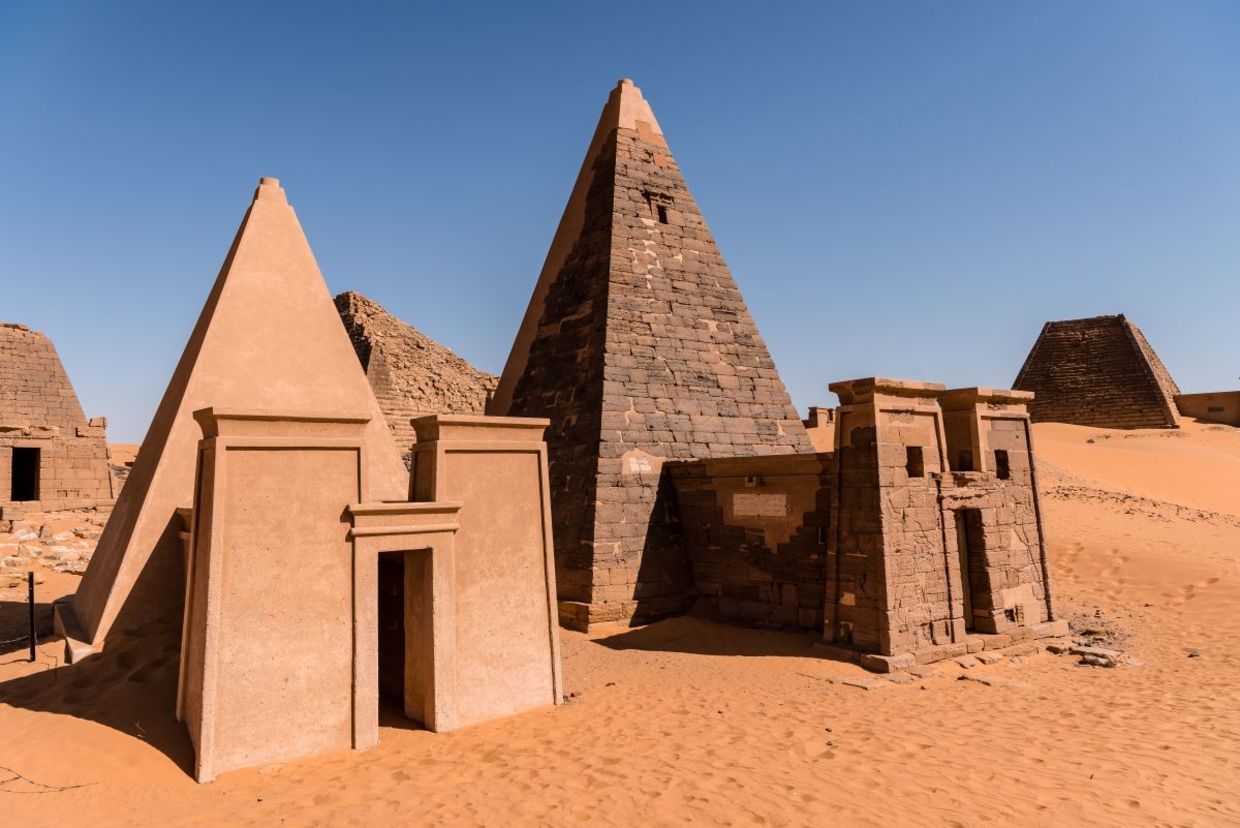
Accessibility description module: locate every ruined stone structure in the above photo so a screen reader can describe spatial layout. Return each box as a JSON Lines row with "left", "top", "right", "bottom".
{"left": 490, "top": 79, "right": 810, "bottom": 630}
{"left": 1014, "top": 314, "right": 1181, "bottom": 429}
{"left": 1, "top": 322, "right": 113, "bottom": 513}
{"left": 1176, "top": 390, "right": 1240, "bottom": 427}
{"left": 336, "top": 291, "right": 497, "bottom": 456}
{"left": 62, "top": 179, "right": 560, "bottom": 782}
{"left": 670, "top": 378, "right": 1063, "bottom": 669}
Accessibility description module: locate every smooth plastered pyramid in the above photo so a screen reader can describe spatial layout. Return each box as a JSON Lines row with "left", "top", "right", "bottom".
{"left": 62, "top": 178, "right": 407, "bottom": 658}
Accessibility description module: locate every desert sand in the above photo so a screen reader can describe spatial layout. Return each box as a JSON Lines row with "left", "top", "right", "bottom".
{"left": 1, "top": 421, "right": 1238, "bottom": 826}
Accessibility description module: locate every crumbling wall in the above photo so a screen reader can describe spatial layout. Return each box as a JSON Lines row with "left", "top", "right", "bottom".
{"left": 669, "top": 453, "right": 831, "bottom": 629}
{"left": 0, "top": 323, "right": 113, "bottom": 512}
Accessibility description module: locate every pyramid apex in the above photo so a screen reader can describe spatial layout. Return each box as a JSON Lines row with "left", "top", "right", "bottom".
{"left": 253, "top": 176, "right": 287, "bottom": 204}
{"left": 617, "top": 78, "right": 635, "bottom": 88}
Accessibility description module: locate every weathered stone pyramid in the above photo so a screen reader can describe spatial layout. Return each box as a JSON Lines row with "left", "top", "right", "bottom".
{"left": 1, "top": 322, "right": 113, "bottom": 512}
{"left": 1014, "top": 314, "right": 1181, "bottom": 429}
{"left": 64, "top": 179, "right": 406, "bottom": 657}
{"left": 490, "top": 79, "right": 811, "bottom": 629}
{"left": 335, "top": 291, "right": 496, "bottom": 456}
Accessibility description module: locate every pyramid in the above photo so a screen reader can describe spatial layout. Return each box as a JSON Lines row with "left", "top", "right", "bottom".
{"left": 1, "top": 322, "right": 113, "bottom": 511}
{"left": 1014, "top": 314, "right": 1181, "bottom": 429}
{"left": 335, "top": 291, "right": 496, "bottom": 456}
{"left": 489, "top": 79, "right": 811, "bottom": 629}
{"left": 63, "top": 178, "right": 407, "bottom": 656}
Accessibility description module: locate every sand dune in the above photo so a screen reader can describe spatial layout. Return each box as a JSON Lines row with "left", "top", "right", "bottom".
{"left": 2, "top": 423, "right": 1239, "bottom": 826}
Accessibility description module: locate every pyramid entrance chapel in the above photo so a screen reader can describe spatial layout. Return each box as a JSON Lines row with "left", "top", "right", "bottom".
{"left": 1, "top": 322, "right": 113, "bottom": 513}
{"left": 490, "top": 79, "right": 812, "bottom": 629}
{"left": 27, "top": 80, "right": 1068, "bottom": 784}
{"left": 61, "top": 178, "right": 562, "bottom": 782}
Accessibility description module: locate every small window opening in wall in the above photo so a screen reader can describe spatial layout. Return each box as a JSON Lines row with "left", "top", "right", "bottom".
{"left": 10, "top": 447, "right": 39, "bottom": 502}
{"left": 994, "top": 449, "right": 1011, "bottom": 480}
{"left": 905, "top": 446, "right": 924, "bottom": 478}
{"left": 656, "top": 204, "right": 669, "bottom": 224}
{"left": 956, "top": 449, "right": 974, "bottom": 472}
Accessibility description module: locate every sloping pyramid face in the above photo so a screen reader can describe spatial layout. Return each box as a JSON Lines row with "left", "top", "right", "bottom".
{"left": 335, "top": 290, "right": 497, "bottom": 457}
{"left": 490, "top": 80, "right": 811, "bottom": 628}
{"left": 68, "top": 179, "right": 407, "bottom": 651}
{"left": 1014, "top": 314, "right": 1181, "bottom": 429}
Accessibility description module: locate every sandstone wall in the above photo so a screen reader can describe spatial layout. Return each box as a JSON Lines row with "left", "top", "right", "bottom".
{"left": 669, "top": 453, "right": 831, "bottom": 630}
{"left": 0, "top": 323, "right": 113, "bottom": 512}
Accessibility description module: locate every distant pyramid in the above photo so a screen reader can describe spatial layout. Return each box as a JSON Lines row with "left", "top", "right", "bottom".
{"left": 490, "top": 79, "right": 811, "bottom": 629}
{"left": 335, "top": 291, "right": 496, "bottom": 456}
{"left": 1, "top": 322, "right": 113, "bottom": 511}
{"left": 65, "top": 179, "right": 406, "bottom": 655}
{"left": 1014, "top": 314, "right": 1181, "bottom": 429}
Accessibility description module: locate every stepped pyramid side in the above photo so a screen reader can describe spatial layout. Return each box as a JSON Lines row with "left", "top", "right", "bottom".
{"left": 1014, "top": 314, "right": 1181, "bottom": 429}
{"left": 65, "top": 179, "right": 406, "bottom": 655}
{"left": 335, "top": 291, "right": 497, "bottom": 456}
{"left": 493, "top": 80, "right": 811, "bottom": 628}
{"left": 0, "top": 323, "right": 113, "bottom": 511}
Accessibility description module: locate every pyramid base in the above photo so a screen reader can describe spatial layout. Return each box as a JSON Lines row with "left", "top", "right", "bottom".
{"left": 558, "top": 592, "right": 695, "bottom": 632}
{"left": 52, "top": 597, "right": 97, "bottom": 663}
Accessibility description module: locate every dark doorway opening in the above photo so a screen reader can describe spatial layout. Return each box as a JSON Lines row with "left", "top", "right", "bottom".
{"left": 377, "top": 552, "right": 406, "bottom": 708}
{"left": 954, "top": 508, "right": 986, "bottom": 631}
{"left": 10, "top": 447, "right": 39, "bottom": 502}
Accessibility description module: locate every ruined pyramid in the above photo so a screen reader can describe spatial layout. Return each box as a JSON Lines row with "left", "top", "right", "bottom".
{"left": 335, "top": 290, "right": 496, "bottom": 456}
{"left": 1, "top": 322, "right": 113, "bottom": 511}
{"left": 489, "top": 79, "right": 811, "bottom": 629}
{"left": 1014, "top": 314, "right": 1181, "bottom": 429}
{"left": 62, "top": 178, "right": 407, "bottom": 657}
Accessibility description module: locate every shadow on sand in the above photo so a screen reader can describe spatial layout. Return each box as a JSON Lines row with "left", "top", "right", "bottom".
{"left": 592, "top": 602, "right": 851, "bottom": 662}
{"left": 0, "top": 613, "right": 193, "bottom": 774}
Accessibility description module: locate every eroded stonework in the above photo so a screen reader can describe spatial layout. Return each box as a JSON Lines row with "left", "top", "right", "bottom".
{"left": 0, "top": 322, "right": 113, "bottom": 513}
{"left": 1014, "top": 314, "right": 1180, "bottom": 429}
{"left": 336, "top": 291, "right": 496, "bottom": 458}
{"left": 670, "top": 379, "right": 1060, "bottom": 666}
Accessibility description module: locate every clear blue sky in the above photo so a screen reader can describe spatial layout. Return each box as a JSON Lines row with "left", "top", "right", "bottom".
{"left": 2, "top": 2, "right": 1237, "bottom": 442}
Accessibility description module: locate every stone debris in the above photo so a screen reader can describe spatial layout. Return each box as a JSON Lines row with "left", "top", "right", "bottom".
{"left": 958, "top": 674, "right": 1034, "bottom": 690}
{"left": 954, "top": 655, "right": 980, "bottom": 669}
{"left": 975, "top": 651, "right": 1004, "bottom": 665}
{"left": 833, "top": 676, "right": 888, "bottom": 691}
{"left": 0, "top": 509, "right": 108, "bottom": 577}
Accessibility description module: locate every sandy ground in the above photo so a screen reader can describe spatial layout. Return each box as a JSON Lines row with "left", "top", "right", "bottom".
{"left": 1, "top": 423, "right": 1238, "bottom": 827}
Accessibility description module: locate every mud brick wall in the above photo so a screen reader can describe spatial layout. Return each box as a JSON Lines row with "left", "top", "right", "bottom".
{"left": 0, "top": 323, "right": 113, "bottom": 511}
{"left": 1014, "top": 315, "right": 1180, "bottom": 429}
{"left": 669, "top": 454, "right": 831, "bottom": 629}
{"left": 335, "top": 292, "right": 496, "bottom": 460}
{"left": 508, "top": 98, "right": 811, "bottom": 628}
